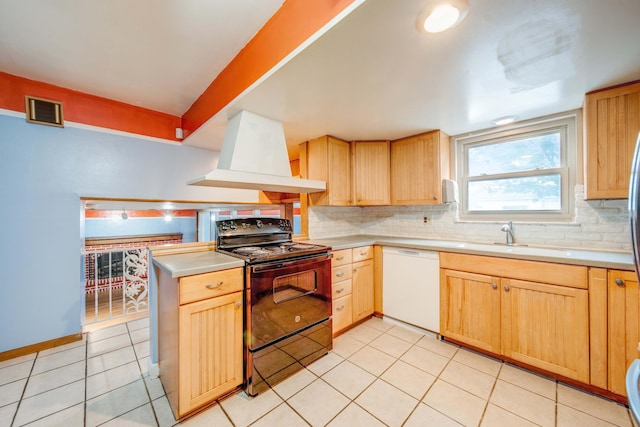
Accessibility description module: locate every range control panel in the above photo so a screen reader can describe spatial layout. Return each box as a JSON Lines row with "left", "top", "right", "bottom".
{"left": 216, "top": 217, "right": 291, "bottom": 235}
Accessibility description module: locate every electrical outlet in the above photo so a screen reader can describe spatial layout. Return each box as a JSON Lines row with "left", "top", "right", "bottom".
{"left": 423, "top": 216, "right": 429, "bottom": 223}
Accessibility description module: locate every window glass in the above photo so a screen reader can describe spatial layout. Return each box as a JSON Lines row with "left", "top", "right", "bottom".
{"left": 454, "top": 112, "right": 577, "bottom": 221}
{"left": 467, "top": 174, "right": 561, "bottom": 211}
{"left": 468, "top": 132, "right": 561, "bottom": 176}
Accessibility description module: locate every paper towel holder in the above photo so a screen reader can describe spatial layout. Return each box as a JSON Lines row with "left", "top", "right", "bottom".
{"left": 442, "top": 179, "right": 459, "bottom": 204}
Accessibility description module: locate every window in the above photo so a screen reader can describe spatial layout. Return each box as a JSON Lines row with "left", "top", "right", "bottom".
{"left": 455, "top": 112, "right": 578, "bottom": 221}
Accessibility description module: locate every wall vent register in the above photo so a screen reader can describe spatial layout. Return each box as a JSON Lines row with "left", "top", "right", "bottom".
{"left": 25, "top": 96, "right": 64, "bottom": 127}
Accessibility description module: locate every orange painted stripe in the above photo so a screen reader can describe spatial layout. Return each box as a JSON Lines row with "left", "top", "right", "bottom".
{"left": 86, "top": 209, "right": 197, "bottom": 219}
{"left": 0, "top": 72, "right": 181, "bottom": 141}
{"left": 181, "top": 0, "right": 357, "bottom": 138}
{"left": 260, "top": 209, "right": 281, "bottom": 215}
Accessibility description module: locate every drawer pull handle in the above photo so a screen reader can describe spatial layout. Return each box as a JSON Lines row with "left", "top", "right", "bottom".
{"left": 360, "top": 251, "right": 367, "bottom": 256}
{"left": 336, "top": 288, "right": 344, "bottom": 294}
{"left": 336, "top": 272, "right": 345, "bottom": 277}
{"left": 205, "top": 282, "right": 223, "bottom": 290}
{"left": 504, "top": 285, "right": 510, "bottom": 292}
{"left": 615, "top": 278, "right": 624, "bottom": 286}
{"left": 336, "top": 306, "right": 345, "bottom": 311}
{"left": 492, "top": 283, "right": 497, "bottom": 289}
{"left": 353, "top": 268, "right": 358, "bottom": 272}
{"left": 336, "top": 256, "right": 344, "bottom": 261}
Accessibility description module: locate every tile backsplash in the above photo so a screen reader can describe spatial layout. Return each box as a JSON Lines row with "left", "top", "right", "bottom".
{"left": 308, "top": 185, "right": 631, "bottom": 252}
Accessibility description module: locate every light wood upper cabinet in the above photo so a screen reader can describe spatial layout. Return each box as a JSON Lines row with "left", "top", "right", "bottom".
{"left": 352, "top": 141, "right": 390, "bottom": 205}
{"left": 584, "top": 80, "right": 640, "bottom": 199}
{"left": 391, "top": 130, "right": 450, "bottom": 205}
{"left": 304, "top": 135, "right": 352, "bottom": 206}
{"left": 608, "top": 269, "right": 640, "bottom": 396}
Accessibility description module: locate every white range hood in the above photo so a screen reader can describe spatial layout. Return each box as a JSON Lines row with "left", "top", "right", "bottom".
{"left": 188, "top": 110, "right": 326, "bottom": 193}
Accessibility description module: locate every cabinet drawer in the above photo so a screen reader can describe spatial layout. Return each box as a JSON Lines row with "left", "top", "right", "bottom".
{"left": 332, "top": 264, "right": 352, "bottom": 282}
{"left": 333, "top": 294, "right": 353, "bottom": 333}
{"left": 440, "top": 252, "right": 587, "bottom": 289}
{"left": 352, "top": 245, "right": 373, "bottom": 262}
{"left": 332, "top": 279, "right": 352, "bottom": 299}
{"left": 179, "top": 268, "right": 243, "bottom": 305}
{"left": 332, "top": 249, "right": 352, "bottom": 266}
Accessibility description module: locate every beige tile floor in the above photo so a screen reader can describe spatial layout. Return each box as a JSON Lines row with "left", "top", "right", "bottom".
{"left": 0, "top": 316, "right": 634, "bottom": 426}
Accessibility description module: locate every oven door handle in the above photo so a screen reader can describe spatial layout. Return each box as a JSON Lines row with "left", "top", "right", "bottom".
{"left": 250, "top": 253, "right": 332, "bottom": 272}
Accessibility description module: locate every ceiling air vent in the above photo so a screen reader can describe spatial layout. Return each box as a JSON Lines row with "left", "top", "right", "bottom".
{"left": 25, "top": 96, "right": 64, "bottom": 127}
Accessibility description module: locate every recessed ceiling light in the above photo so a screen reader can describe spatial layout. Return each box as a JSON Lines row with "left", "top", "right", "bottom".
{"left": 416, "top": 0, "right": 469, "bottom": 34}
{"left": 491, "top": 116, "right": 518, "bottom": 126}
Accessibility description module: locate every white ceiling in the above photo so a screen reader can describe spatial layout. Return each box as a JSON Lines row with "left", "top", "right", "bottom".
{"left": 0, "top": 0, "right": 284, "bottom": 115}
{"left": 2, "top": 0, "right": 640, "bottom": 209}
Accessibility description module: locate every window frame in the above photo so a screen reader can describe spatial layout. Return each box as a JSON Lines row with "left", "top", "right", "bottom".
{"left": 454, "top": 111, "right": 578, "bottom": 222}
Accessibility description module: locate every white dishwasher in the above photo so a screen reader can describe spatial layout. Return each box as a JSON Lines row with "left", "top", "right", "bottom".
{"left": 382, "top": 247, "right": 440, "bottom": 332}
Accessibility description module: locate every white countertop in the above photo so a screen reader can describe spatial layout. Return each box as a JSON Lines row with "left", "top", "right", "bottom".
{"left": 150, "top": 235, "right": 634, "bottom": 278}
{"left": 303, "top": 235, "right": 634, "bottom": 270}
{"left": 151, "top": 250, "right": 244, "bottom": 278}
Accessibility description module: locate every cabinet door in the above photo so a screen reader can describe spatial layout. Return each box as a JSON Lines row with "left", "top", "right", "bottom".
{"left": 440, "top": 269, "right": 501, "bottom": 354}
{"left": 352, "top": 141, "right": 390, "bottom": 205}
{"left": 352, "top": 259, "right": 374, "bottom": 322}
{"left": 608, "top": 270, "right": 640, "bottom": 396}
{"left": 501, "top": 278, "right": 589, "bottom": 382}
{"left": 584, "top": 81, "right": 640, "bottom": 199}
{"left": 391, "top": 131, "right": 449, "bottom": 205}
{"left": 178, "top": 291, "right": 243, "bottom": 416}
{"left": 307, "top": 136, "right": 352, "bottom": 206}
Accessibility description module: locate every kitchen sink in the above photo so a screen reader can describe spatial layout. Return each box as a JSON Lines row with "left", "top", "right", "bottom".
{"left": 448, "top": 242, "right": 573, "bottom": 258}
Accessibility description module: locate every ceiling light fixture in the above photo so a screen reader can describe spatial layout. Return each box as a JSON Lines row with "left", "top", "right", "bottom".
{"left": 416, "top": 0, "right": 469, "bottom": 34}
{"left": 164, "top": 211, "right": 173, "bottom": 222}
{"left": 121, "top": 209, "right": 128, "bottom": 220}
{"left": 491, "top": 115, "right": 518, "bottom": 126}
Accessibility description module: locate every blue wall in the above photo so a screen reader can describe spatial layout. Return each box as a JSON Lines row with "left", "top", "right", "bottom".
{"left": 85, "top": 216, "right": 197, "bottom": 243}
{"left": 0, "top": 114, "right": 259, "bottom": 352}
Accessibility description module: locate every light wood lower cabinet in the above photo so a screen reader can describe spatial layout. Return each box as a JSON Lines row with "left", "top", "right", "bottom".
{"left": 353, "top": 258, "right": 374, "bottom": 322}
{"left": 501, "top": 278, "right": 589, "bottom": 382}
{"left": 440, "top": 253, "right": 590, "bottom": 383}
{"left": 440, "top": 269, "right": 501, "bottom": 354}
{"left": 158, "top": 267, "right": 244, "bottom": 419}
{"left": 331, "top": 246, "right": 374, "bottom": 334}
{"left": 607, "top": 269, "right": 640, "bottom": 396}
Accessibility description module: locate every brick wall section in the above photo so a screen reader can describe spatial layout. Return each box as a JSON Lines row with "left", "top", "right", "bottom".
{"left": 308, "top": 185, "right": 632, "bottom": 252}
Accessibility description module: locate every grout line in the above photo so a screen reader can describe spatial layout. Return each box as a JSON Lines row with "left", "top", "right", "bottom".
{"left": 319, "top": 324, "right": 445, "bottom": 426}
{"left": 127, "top": 320, "right": 162, "bottom": 427}
{"left": 555, "top": 375, "right": 559, "bottom": 426}
{"left": 84, "top": 332, "right": 88, "bottom": 427}
{"left": 8, "top": 349, "right": 37, "bottom": 427}
{"left": 476, "top": 360, "right": 503, "bottom": 427}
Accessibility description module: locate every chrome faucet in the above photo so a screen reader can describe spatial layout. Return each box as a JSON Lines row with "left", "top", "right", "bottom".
{"left": 501, "top": 221, "right": 515, "bottom": 245}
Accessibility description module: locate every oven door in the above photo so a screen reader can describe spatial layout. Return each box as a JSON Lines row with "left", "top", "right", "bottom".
{"left": 248, "top": 254, "right": 331, "bottom": 350}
